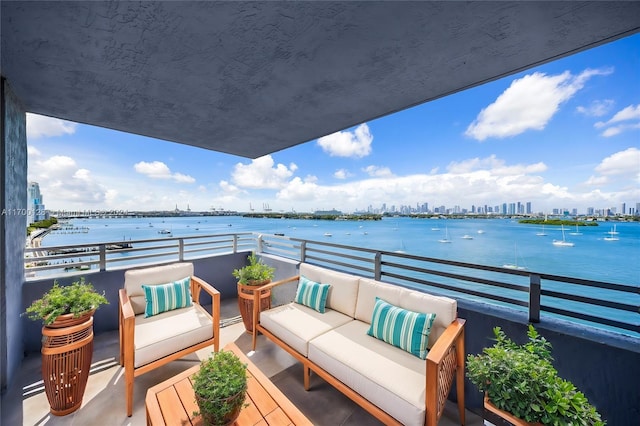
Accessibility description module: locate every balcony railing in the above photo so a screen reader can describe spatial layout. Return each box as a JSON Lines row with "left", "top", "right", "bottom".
{"left": 25, "top": 232, "right": 639, "bottom": 336}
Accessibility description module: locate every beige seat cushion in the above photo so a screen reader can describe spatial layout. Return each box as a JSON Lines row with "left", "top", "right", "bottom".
{"left": 260, "top": 303, "right": 352, "bottom": 356}
{"left": 134, "top": 304, "right": 212, "bottom": 368}
{"left": 308, "top": 320, "right": 426, "bottom": 426}
{"left": 299, "top": 263, "right": 360, "bottom": 318}
{"left": 124, "top": 262, "right": 194, "bottom": 315}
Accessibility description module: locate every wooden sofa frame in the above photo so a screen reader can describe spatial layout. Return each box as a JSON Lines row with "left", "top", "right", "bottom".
{"left": 119, "top": 275, "right": 220, "bottom": 417}
{"left": 252, "top": 275, "right": 466, "bottom": 426}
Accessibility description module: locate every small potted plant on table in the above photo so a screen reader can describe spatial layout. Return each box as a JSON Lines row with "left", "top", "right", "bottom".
{"left": 192, "top": 350, "right": 248, "bottom": 426}
{"left": 466, "top": 325, "right": 605, "bottom": 425}
{"left": 24, "top": 277, "right": 108, "bottom": 415}
{"left": 233, "top": 252, "right": 275, "bottom": 333}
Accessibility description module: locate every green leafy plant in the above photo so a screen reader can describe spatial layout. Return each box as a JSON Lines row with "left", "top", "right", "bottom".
{"left": 232, "top": 252, "right": 275, "bottom": 285}
{"left": 466, "top": 325, "right": 605, "bottom": 425}
{"left": 24, "top": 277, "right": 108, "bottom": 325}
{"left": 192, "top": 350, "right": 248, "bottom": 425}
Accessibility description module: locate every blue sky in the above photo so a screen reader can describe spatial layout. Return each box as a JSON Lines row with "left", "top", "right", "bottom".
{"left": 27, "top": 33, "right": 639, "bottom": 214}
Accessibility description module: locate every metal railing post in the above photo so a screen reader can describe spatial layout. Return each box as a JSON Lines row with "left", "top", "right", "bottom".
{"left": 374, "top": 252, "right": 382, "bottom": 280}
{"left": 99, "top": 244, "right": 106, "bottom": 272}
{"left": 529, "top": 273, "right": 541, "bottom": 323}
{"left": 178, "top": 239, "right": 184, "bottom": 261}
{"left": 300, "top": 241, "right": 307, "bottom": 262}
{"left": 256, "top": 234, "right": 263, "bottom": 253}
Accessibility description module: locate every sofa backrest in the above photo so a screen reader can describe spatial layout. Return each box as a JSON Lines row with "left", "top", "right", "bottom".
{"left": 299, "top": 263, "right": 360, "bottom": 318}
{"left": 356, "top": 277, "right": 457, "bottom": 349}
{"left": 124, "top": 262, "right": 194, "bottom": 315}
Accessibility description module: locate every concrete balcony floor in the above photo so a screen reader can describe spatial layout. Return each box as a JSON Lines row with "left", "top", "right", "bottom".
{"left": 2, "top": 299, "right": 482, "bottom": 425}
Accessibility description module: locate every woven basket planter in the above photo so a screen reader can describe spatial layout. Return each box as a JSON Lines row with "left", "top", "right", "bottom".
{"left": 237, "top": 281, "right": 271, "bottom": 333}
{"left": 41, "top": 312, "right": 95, "bottom": 416}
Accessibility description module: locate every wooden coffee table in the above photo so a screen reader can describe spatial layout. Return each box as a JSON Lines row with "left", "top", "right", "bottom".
{"left": 145, "top": 342, "right": 312, "bottom": 426}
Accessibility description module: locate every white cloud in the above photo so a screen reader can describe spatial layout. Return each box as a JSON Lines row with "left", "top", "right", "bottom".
{"left": 26, "top": 113, "right": 77, "bottom": 139}
{"left": 594, "top": 148, "right": 640, "bottom": 177}
{"left": 29, "top": 155, "right": 112, "bottom": 205}
{"left": 466, "top": 68, "right": 613, "bottom": 140}
{"left": 232, "top": 155, "right": 297, "bottom": 189}
{"left": 27, "top": 146, "right": 41, "bottom": 157}
{"left": 134, "top": 161, "right": 195, "bottom": 183}
{"left": 576, "top": 99, "right": 614, "bottom": 117}
{"left": 595, "top": 105, "right": 640, "bottom": 137}
{"left": 317, "top": 123, "right": 373, "bottom": 158}
{"left": 362, "top": 165, "right": 393, "bottom": 177}
{"left": 334, "top": 169, "right": 351, "bottom": 179}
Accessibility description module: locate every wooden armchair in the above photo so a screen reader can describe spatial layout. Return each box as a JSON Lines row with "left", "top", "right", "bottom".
{"left": 118, "top": 262, "right": 220, "bottom": 416}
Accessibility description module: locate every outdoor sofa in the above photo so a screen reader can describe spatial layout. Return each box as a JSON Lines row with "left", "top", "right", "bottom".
{"left": 252, "top": 262, "right": 465, "bottom": 426}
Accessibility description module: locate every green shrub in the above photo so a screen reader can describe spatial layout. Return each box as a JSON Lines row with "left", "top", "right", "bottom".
{"left": 466, "top": 325, "right": 605, "bottom": 425}
{"left": 232, "top": 252, "right": 275, "bottom": 285}
{"left": 192, "top": 350, "right": 248, "bottom": 424}
{"left": 23, "top": 277, "right": 108, "bottom": 325}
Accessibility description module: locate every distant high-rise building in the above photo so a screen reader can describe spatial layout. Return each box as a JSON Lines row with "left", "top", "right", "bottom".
{"left": 27, "top": 181, "right": 46, "bottom": 224}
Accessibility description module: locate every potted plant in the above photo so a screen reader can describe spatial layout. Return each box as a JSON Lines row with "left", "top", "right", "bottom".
{"left": 24, "top": 277, "right": 108, "bottom": 415}
{"left": 24, "top": 277, "right": 108, "bottom": 326}
{"left": 192, "top": 350, "right": 248, "bottom": 426}
{"left": 232, "top": 252, "right": 275, "bottom": 333}
{"left": 466, "top": 325, "right": 605, "bottom": 426}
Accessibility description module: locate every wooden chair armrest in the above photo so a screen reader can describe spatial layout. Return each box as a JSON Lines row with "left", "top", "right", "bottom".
{"left": 119, "top": 288, "right": 135, "bottom": 321}
{"left": 190, "top": 275, "right": 220, "bottom": 305}
{"left": 425, "top": 318, "right": 466, "bottom": 426}
{"left": 258, "top": 275, "right": 301, "bottom": 292}
{"left": 426, "top": 318, "right": 465, "bottom": 364}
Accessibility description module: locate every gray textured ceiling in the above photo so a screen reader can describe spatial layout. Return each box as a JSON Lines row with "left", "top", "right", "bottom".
{"left": 2, "top": 1, "right": 639, "bottom": 158}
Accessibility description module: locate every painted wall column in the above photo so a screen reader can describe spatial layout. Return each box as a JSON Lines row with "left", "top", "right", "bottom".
{"left": 0, "top": 78, "right": 27, "bottom": 391}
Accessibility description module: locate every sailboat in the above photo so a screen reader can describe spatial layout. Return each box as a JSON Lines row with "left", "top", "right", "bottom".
{"left": 604, "top": 225, "right": 619, "bottom": 241}
{"left": 552, "top": 225, "right": 574, "bottom": 247}
{"left": 438, "top": 227, "right": 452, "bottom": 243}
{"left": 569, "top": 223, "right": 582, "bottom": 236}
{"left": 536, "top": 225, "right": 547, "bottom": 236}
{"left": 503, "top": 242, "right": 527, "bottom": 270}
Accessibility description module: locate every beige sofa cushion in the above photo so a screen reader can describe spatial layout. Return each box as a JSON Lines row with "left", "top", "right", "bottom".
{"left": 355, "top": 278, "right": 403, "bottom": 323}
{"left": 259, "top": 303, "right": 352, "bottom": 356}
{"left": 308, "top": 320, "right": 426, "bottom": 426}
{"left": 124, "top": 262, "right": 194, "bottom": 315}
{"left": 133, "top": 303, "right": 212, "bottom": 368}
{"left": 399, "top": 289, "right": 456, "bottom": 348}
{"left": 299, "top": 263, "right": 360, "bottom": 317}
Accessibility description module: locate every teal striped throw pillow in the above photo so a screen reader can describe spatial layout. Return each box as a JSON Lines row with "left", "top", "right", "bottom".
{"left": 294, "top": 275, "right": 331, "bottom": 313}
{"left": 367, "top": 297, "right": 436, "bottom": 359}
{"left": 142, "top": 276, "right": 192, "bottom": 317}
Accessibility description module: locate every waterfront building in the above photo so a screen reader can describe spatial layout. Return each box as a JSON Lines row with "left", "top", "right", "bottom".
{"left": 26, "top": 181, "right": 46, "bottom": 224}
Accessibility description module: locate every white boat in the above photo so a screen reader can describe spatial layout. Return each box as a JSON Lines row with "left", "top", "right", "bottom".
{"left": 552, "top": 225, "right": 574, "bottom": 247}
{"left": 604, "top": 225, "right": 619, "bottom": 241}
{"left": 461, "top": 234, "right": 473, "bottom": 240}
{"left": 536, "top": 225, "right": 547, "bottom": 236}
{"left": 503, "top": 242, "right": 527, "bottom": 270}
{"left": 438, "top": 227, "right": 452, "bottom": 243}
{"left": 569, "top": 223, "right": 582, "bottom": 236}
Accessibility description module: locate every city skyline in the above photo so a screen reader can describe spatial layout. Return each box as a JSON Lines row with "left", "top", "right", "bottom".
{"left": 26, "top": 33, "right": 639, "bottom": 214}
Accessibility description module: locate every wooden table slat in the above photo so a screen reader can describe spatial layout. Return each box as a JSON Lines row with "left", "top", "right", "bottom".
{"left": 156, "top": 386, "right": 191, "bottom": 426}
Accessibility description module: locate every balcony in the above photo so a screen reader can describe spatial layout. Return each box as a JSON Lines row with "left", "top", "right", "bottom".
{"left": 4, "top": 232, "right": 640, "bottom": 424}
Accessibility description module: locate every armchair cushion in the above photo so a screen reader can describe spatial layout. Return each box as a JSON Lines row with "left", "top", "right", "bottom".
{"left": 124, "top": 262, "right": 194, "bottom": 315}
{"left": 142, "top": 276, "right": 192, "bottom": 317}
{"left": 133, "top": 303, "right": 213, "bottom": 368}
